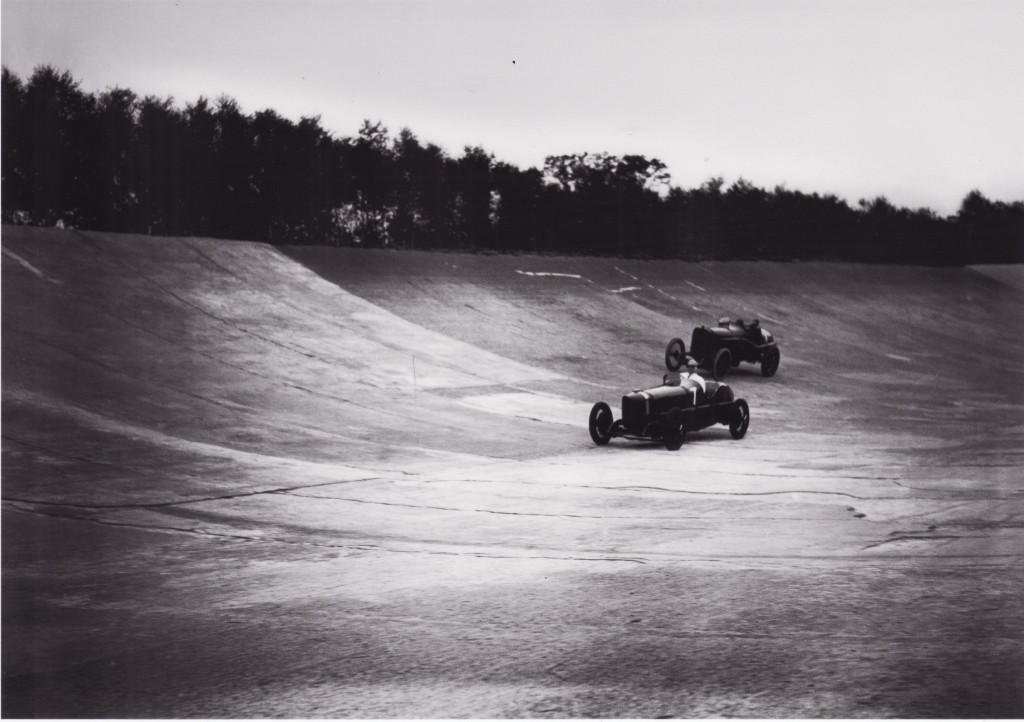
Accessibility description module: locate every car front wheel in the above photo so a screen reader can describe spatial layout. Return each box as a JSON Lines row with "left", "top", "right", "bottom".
{"left": 761, "top": 347, "right": 780, "bottom": 377}
{"left": 663, "top": 409, "right": 686, "bottom": 450}
{"left": 589, "top": 402, "right": 614, "bottom": 445}
{"left": 729, "top": 399, "right": 750, "bottom": 439}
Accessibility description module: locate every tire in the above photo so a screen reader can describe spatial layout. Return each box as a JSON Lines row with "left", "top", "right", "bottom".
{"left": 665, "top": 338, "right": 686, "bottom": 371}
{"left": 712, "top": 348, "right": 732, "bottom": 380}
{"left": 663, "top": 409, "right": 686, "bottom": 451}
{"left": 761, "top": 347, "right": 780, "bottom": 377}
{"left": 713, "top": 384, "right": 735, "bottom": 404}
{"left": 589, "top": 402, "right": 614, "bottom": 445}
{"left": 710, "top": 385, "right": 735, "bottom": 424}
{"left": 729, "top": 399, "right": 750, "bottom": 440}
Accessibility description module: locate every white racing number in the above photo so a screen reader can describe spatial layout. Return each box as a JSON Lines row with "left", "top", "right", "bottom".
{"left": 687, "top": 373, "right": 705, "bottom": 404}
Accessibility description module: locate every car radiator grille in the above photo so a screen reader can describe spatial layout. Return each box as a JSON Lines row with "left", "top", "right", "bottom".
{"left": 622, "top": 394, "right": 647, "bottom": 430}
{"left": 690, "top": 329, "right": 713, "bottom": 364}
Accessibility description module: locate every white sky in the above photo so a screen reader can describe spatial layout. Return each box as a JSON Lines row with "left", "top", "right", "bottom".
{"left": 2, "top": 0, "right": 1022, "bottom": 215}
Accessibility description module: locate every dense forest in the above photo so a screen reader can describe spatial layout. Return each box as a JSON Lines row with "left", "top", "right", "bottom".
{"left": 3, "top": 66, "right": 1022, "bottom": 263}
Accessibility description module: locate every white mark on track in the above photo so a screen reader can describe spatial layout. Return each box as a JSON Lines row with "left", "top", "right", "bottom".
{"left": 886, "top": 353, "right": 912, "bottom": 362}
{"left": 2, "top": 248, "right": 63, "bottom": 285}
{"left": 515, "top": 270, "right": 582, "bottom": 279}
{"left": 685, "top": 280, "right": 706, "bottom": 292}
{"left": 616, "top": 267, "right": 678, "bottom": 301}
{"left": 611, "top": 286, "right": 642, "bottom": 294}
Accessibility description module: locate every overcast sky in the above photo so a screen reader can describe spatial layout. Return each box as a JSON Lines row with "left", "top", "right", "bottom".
{"left": 3, "top": 0, "right": 1022, "bottom": 215}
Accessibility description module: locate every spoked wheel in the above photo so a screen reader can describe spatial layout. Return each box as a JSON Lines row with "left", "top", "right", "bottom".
{"left": 712, "top": 348, "right": 732, "bottom": 380}
{"left": 589, "top": 401, "right": 615, "bottom": 445}
{"left": 665, "top": 338, "right": 686, "bottom": 371}
{"left": 729, "top": 399, "right": 750, "bottom": 439}
{"left": 761, "top": 347, "right": 780, "bottom": 377}
{"left": 663, "top": 409, "right": 687, "bottom": 451}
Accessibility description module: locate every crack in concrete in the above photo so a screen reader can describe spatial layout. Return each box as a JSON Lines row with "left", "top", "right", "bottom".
{"left": 1, "top": 506, "right": 649, "bottom": 563}
{"left": 187, "top": 241, "right": 545, "bottom": 390}
{"left": 406, "top": 475, "right": 1011, "bottom": 504}
{"left": 75, "top": 231, "right": 320, "bottom": 361}
{"left": 2, "top": 477, "right": 377, "bottom": 510}
{"left": 6, "top": 504, "right": 1021, "bottom": 562}
{"left": 47, "top": 234, "right": 491, "bottom": 423}
{"left": 3, "top": 433, "right": 137, "bottom": 470}
{"left": 610, "top": 485, "right": 1011, "bottom": 502}
{"left": 547, "top": 661, "right": 569, "bottom": 681}
{"left": 281, "top": 490, "right": 844, "bottom": 520}
{"left": 5, "top": 324, "right": 394, "bottom": 419}
{"left": 5, "top": 327, "right": 256, "bottom": 414}
{"left": 890, "top": 480, "right": 1019, "bottom": 499}
{"left": 862, "top": 534, "right": 966, "bottom": 550}
{"left": 610, "top": 485, "right": 872, "bottom": 499}
{"left": 386, "top": 475, "right": 916, "bottom": 501}
{"left": 542, "top": 459, "right": 904, "bottom": 482}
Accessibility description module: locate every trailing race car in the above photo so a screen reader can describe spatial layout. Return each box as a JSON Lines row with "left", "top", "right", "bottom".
{"left": 588, "top": 368, "right": 750, "bottom": 450}
{"left": 665, "top": 317, "right": 780, "bottom": 380}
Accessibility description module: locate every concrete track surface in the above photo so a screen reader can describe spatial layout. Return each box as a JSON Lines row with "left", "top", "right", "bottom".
{"left": 2, "top": 225, "right": 1023, "bottom": 718}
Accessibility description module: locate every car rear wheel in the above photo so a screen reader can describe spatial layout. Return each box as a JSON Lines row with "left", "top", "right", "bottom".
{"left": 589, "top": 402, "right": 614, "bottom": 445}
{"left": 713, "top": 384, "right": 735, "bottom": 403}
{"left": 665, "top": 338, "right": 686, "bottom": 371}
{"left": 761, "top": 347, "right": 780, "bottom": 377}
{"left": 712, "top": 348, "right": 732, "bottom": 380}
{"left": 729, "top": 399, "right": 750, "bottom": 439}
{"left": 663, "top": 410, "right": 686, "bottom": 451}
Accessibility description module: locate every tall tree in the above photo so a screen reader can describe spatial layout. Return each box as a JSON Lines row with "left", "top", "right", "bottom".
{"left": 135, "top": 95, "right": 183, "bottom": 234}
{"left": 211, "top": 96, "right": 252, "bottom": 240}
{"left": 183, "top": 97, "right": 218, "bottom": 236}
{"left": 94, "top": 87, "right": 139, "bottom": 231}
{"left": 390, "top": 128, "right": 451, "bottom": 249}
{"left": 340, "top": 120, "right": 396, "bottom": 246}
{"left": 958, "top": 190, "right": 1024, "bottom": 263}
{"left": 22, "top": 65, "right": 97, "bottom": 227}
{"left": 4, "top": 65, "right": 1021, "bottom": 263}
{"left": 492, "top": 162, "right": 545, "bottom": 253}
{"left": 2, "top": 67, "right": 29, "bottom": 220}
{"left": 543, "top": 152, "right": 670, "bottom": 255}
{"left": 451, "top": 146, "right": 495, "bottom": 249}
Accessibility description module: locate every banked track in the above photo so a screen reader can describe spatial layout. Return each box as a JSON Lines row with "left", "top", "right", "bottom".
{"left": 3, "top": 225, "right": 1023, "bottom": 717}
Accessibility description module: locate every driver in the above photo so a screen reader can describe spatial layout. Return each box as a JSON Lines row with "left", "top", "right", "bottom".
{"left": 684, "top": 359, "right": 706, "bottom": 403}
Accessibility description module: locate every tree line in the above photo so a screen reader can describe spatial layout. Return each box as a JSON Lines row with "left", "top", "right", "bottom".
{"left": 3, "top": 65, "right": 1021, "bottom": 263}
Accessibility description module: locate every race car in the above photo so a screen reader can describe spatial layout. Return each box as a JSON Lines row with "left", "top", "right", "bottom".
{"left": 665, "top": 317, "right": 780, "bottom": 380}
{"left": 588, "top": 369, "right": 750, "bottom": 450}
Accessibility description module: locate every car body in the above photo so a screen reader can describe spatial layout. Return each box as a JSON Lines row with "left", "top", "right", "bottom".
{"left": 665, "top": 317, "right": 780, "bottom": 380}
{"left": 588, "top": 372, "right": 750, "bottom": 450}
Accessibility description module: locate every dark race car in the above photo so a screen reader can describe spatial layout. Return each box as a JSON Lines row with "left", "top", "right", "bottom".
{"left": 665, "top": 317, "right": 780, "bottom": 380}
{"left": 588, "top": 370, "right": 750, "bottom": 450}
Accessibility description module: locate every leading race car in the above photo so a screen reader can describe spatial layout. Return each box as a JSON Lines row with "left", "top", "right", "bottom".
{"left": 588, "top": 367, "right": 750, "bottom": 450}
{"left": 665, "top": 317, "right": 780, "bottom": 380}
